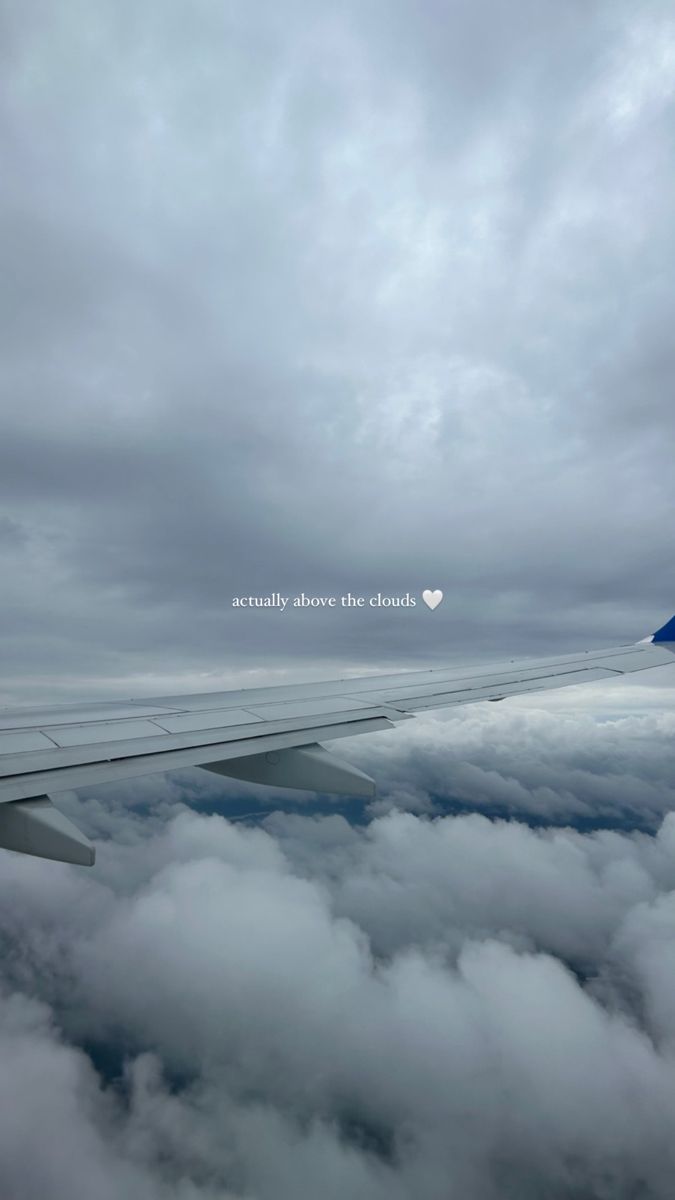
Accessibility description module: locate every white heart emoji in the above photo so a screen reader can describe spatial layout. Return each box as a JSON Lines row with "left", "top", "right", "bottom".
{"left": 422, "top": 589, "right": 443, "bottom": 611}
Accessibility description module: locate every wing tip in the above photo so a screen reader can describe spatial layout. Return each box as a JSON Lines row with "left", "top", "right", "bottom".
{"left": 650, "top": 614, "right": 675, "bottom": 644}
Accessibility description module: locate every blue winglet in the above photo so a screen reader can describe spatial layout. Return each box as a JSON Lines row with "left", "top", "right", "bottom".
{"left": 652, "top": 614, "right": 675, "bottom": 642}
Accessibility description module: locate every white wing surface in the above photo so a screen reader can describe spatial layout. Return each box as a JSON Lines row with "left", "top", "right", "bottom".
{"left": 1, "top": 616, "right": 674, "bottom": 865}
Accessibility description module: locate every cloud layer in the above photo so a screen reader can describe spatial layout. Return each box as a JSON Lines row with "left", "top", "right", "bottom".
{"left": 2, "top": 702, "right": 675, "bottom": 1198}
{"left": 2, "top": 0, "right": 675, "bottom": 701}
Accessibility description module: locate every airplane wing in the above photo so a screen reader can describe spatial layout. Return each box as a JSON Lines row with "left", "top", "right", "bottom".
{"left": 1, "top": 614, "right": 674, "bottom": 866}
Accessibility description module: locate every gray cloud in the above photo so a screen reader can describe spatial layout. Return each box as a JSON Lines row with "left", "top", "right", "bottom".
{"left": 2, "top": 1, "right": 675, "bottom": 701}
{"left": 345, "top": 683, "right": 675, "bottom": 825}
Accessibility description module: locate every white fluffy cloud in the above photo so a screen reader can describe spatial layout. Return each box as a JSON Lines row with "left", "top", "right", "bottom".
{"left": 4, "top": 768, "right": 675, "bottom": 1197}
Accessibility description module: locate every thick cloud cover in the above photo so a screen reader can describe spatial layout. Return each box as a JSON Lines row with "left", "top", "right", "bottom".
{"left": 2, "top": 0, "right": 675, "bottom": 701}
{"left": 5, "top": 770, "right": 675, "bottom": 1199}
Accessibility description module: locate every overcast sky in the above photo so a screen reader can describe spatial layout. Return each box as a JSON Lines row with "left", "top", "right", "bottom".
{"left": 2, "top": 0, "right": 675, "bottom": 703}
{"left": 3, "top": 4, "right": 675, "bottom": 1198}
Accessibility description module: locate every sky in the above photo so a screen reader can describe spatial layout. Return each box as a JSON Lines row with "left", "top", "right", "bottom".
{"left": 2, "top": 1, "right": 675, "bottom": 1197}
{"left": 2, "top": 0, "right": 675, "bottom": 701}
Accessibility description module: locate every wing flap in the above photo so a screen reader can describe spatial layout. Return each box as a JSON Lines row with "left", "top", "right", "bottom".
{"left": 0, "top": 715, "right": 398, "bottom": 805}
{"left": 0, "top": 706, "right": 403, "bottom": 783}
